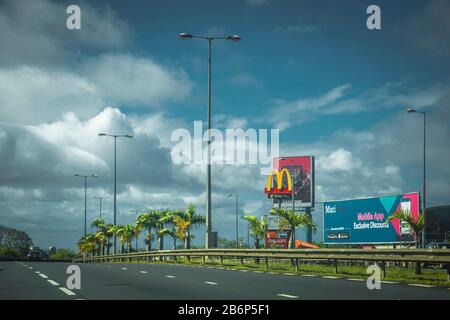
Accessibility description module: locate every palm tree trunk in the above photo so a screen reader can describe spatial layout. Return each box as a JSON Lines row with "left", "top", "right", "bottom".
{"left": 158, "top": 235, "right": 164, "bottom": 251}
{"left": 185, "top": 229, "right": 191, "bottom": 250}
{"left": 289, "top": 227, "right": 295, "bottom": 249}
{"left": 173, "top": 237, "right": 176, "bottom": 250}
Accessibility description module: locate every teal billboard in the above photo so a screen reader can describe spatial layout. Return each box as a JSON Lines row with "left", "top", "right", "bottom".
{"left": 323, "top": 192, "right": 419, "bottom": 244}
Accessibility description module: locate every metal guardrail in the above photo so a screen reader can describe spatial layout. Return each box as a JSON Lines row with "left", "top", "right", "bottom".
{"left": 73, "top": 248, "right": 450, "bottom": 279}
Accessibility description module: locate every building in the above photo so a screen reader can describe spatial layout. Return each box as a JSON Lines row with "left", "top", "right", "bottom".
{"left": 426, "top": 205, "right": 450, "bottom": 243}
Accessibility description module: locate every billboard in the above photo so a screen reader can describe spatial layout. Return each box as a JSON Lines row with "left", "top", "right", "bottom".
{"left": 323, "top": 192, "right": 419, "bottom": 244}
{"left": 272, "top": 156, "right": 315, "bottom": 208}
{"left": 265, "top": 216, "right": 291, "bottom": 249}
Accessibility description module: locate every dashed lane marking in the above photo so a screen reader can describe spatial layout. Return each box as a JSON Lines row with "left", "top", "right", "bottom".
{"left": 47, "top": 279, "right": 60, "bottom": 286}
{"left": 322, "top": 276, "right": 340, "bottom": 279}
{"left": 165, "top": 275, "right": 176, "bottom": 278}
{"left": 38, "top": 273, "right": 49, "bottom": 279}
{"left": 301, "top": 275, "right": 317, "bottom": 277}
{"left": 59, "top": 287, "right": 76, "bottom": 296}
{"left": 204, "top": 282, "right": 218, "bottom": 285}
{"left": 121, "top": 267, "right": 128, "bottom": 270}
{"left": 140, "top": 271, "right": 148, "bottom": 274}
{"left": 347, "top": 278, "right": 365, "bottom": 282}
{"left": 408, "top": 284, "right": 436, "bottom": 288}
{"left": 277, "top": 293, "right": 299, "bottom": 299}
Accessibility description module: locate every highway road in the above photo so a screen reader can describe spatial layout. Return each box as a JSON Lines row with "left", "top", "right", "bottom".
{"left": 1, "top": 261, "right": 450, "bottom": 300}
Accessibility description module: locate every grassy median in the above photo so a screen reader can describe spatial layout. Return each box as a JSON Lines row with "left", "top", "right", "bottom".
{"left": 106, "top": 256, "right": 450, "bottom": 287}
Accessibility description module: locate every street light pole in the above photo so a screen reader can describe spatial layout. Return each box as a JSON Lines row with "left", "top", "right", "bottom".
{"left": 75, "top": 174, "right": 98, "bottom": 237}
{"left": 226, "top": 193, "right": 239, "bottom": 248}
{"left": 93, "top": 196, "right": 110, "bottom": 219}
{"left": 179, "top": 32, "right": 241, "bottom": 249}
{"left": 406, "top": 108, "right": 427, "bottom": 248}
{"left": 98, "top": 133, "right": 133, "bottom": 254}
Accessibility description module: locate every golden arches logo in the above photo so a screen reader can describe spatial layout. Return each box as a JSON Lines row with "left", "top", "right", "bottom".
{"left": 265, "top": 168, "right": 292, "bottom": 193}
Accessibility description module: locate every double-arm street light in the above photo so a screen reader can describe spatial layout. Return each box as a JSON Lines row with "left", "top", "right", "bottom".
{"left": 226, "top": 193, "right": 239, "bottom": 248}
{"left": 93, "top": 195, "right": 110, "bottom": 219}
{"left": 179, "top": 32, "right": 241, "bottom": 248}
{"left": 98, "top": 133, "right": 133, "bottom": 254}
{"left": 74, "top": 174, "right": 98, "bottom": 237}
{"left": 406, "top": 108, "right": 427, "bottom": 248}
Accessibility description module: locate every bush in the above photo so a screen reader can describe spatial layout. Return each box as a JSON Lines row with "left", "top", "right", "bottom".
{"left": 0, "top": 246, "right": 22, "bottom": 258}
{"left": 49, "top": 248, "right": 76, "bottom": 261}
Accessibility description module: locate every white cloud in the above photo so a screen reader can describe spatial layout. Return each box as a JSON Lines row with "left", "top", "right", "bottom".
{"left": 267, "top": 81, "right": 446, "bottom": 130}
{"left": 83, "top": 54, "right": 193, "bottom": 107}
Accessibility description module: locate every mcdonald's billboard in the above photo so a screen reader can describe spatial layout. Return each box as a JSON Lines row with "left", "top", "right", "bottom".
{"left": 271, "top": 156, "right": 315, "bottom": 208}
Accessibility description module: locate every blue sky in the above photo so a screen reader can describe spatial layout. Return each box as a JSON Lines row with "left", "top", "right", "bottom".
{"left": 0, "top": 0, "right": 449, "bottom": 249}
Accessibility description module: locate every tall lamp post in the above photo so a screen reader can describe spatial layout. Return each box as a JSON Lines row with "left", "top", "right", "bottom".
{"left": 74, "top": 174, "right": 98, "bottom": 237}
{"left": 179, "top": 32, "right": 241, "bottom": 248}
{"left": 226, "top": 193, "right": 239, "bottom": 248}
{"left": 93, "top": 195, "right": 110, "bottom": 219}
{"left": 406, "top": 108, "right": 427, "bottom": 248}
{"left": 98, "top": 133, "right": 133, "bottom": 254}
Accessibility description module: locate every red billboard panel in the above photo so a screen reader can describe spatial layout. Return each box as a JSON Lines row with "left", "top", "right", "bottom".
{"left": 273, "top": 156, "right": 315, "bottom": 208}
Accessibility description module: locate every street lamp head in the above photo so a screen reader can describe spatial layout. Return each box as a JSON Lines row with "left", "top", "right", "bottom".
{"left": 406, "top": 108, "right": 417, "bottom": 113}
{"left": 92, "top": 174, "right": 98, "bottom": 178}
{"left": 226, "top": 193, "right": 232, "bottom": 197}
{"left": 74, "top": 174, "right": 80, "bottom": 177}
{"left": 98, "top": 133, "right": 107, "bottom": 137}
{"left": 226, "top": 35, "right": 241, "bottom": 42}
{"left": 179, "top": 33, "right": 193, "bottom": 39}
{"left": 124, "top": 134, "right": 133, "bottom": 138}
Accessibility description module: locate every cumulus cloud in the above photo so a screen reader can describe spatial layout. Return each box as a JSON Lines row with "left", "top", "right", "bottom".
{"left": 82, "top": 54, "right": 193, "bottom": 107}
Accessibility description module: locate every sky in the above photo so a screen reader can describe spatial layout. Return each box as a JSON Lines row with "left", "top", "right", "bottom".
{"left": 0, "top": 0, "right": 449, "bottom": 250}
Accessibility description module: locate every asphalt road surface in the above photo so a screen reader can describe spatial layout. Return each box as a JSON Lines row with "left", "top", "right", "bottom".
{"left": 1, "top": 261, "right": 450, "bottom": 300}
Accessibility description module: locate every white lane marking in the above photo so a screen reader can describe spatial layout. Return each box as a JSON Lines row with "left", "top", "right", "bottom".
{"left": 408, "top": 284, "right": 436, "bottom": 288}
{"left": 35, "top": 271, "right": 41, "bottom": 274}
{"left": 381, "top": 281, "right": 398, "bottom": 284}
{"left": 140, "top": 271, "right": 148, "bottom": 274}
{"left": 59, "top": 287, "right": 76, "bottom": 296}
{"left": 253, "top": 271, "right": 263, "bottom": 273}
{"left": 38, "top": 273, "right": 49, "bottom": 279}
{"left": 165, "top": 275, "right": 176, "bottom": 278}
{"left": 347, "top": 278, "right": 364, "bottom": 282}
{"left": 204, "top": 282, "right": 218, "bottom": 285}
{"left": 283, "top": 273, "right": 296, "bottom": 276}
{"left": 47, "top": 279, "right": 60, "bottom": 286}
{"left": 323, "top": 276, "right": 340, "bottom": 279}
{"left": 239, "top": 270, "right": 250, "bottom": 272}
{"left": 301, "top": 274, "right": 317, "bottom": 277}
{"left": 268, "top": 272, "right": 277, "bottom": 274}
{"left": 28, "top": 267, "right": 33, "bottom": 269}
{"left": 277, "top": 293, "right": 299, "bottom": 299}
{"left": 121, "top": 267, "right": 128, "bottom": 270}
{"left": 230, "top": 269, "right": 237, "bottom": 271}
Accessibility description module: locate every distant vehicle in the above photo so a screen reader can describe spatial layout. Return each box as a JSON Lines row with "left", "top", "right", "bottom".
{"left": 27, "top": 251, "right": 42, "bottom": 261}
{"left": 426, "top": 242, "right": 450, "bottom": 249}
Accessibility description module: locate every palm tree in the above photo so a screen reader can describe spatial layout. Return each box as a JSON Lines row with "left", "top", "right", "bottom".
{"left": 91, "top": 218, "right": 108, "bottom": 255}
{"left": 242, "top": 215, "right": 267, "bottom": 249}
{"left": 94, "top": 231, "right": 108, "bottom": 256}
{"left": 173, "top": 204, "right": 206, "bottom": 249}
{"left": 386, "top": 209, "right": 425, "bottom": 248}
{"left": 136, "top": 211, "right": 158, "bottom": 251}
{"left": 152, "top": 209, "right": 170, "bottom": 251}
{"left": 109, "top": 225, "right": 126, "bottom": 254}
{"left": 386, "top": 209, "right": 425, "bottom": 275}
{"left": 77, "top": 234, "right": 96, "bottom": 257}
{"left": 122, "top": 224, "right": 136, "bottom": 253}
{"left": 269, "top": 208, "right": 316, "bottom": 249}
